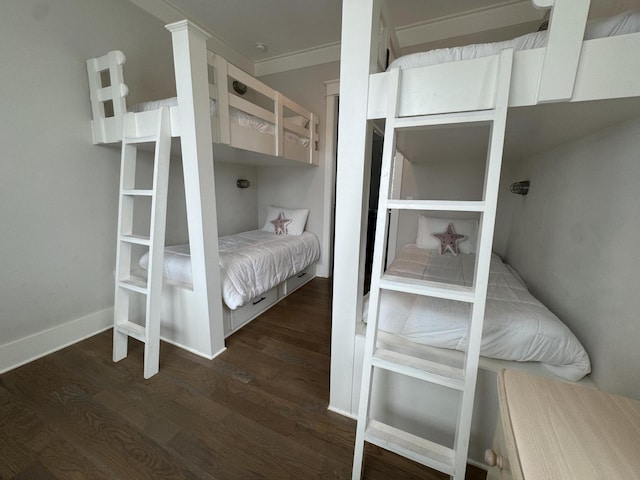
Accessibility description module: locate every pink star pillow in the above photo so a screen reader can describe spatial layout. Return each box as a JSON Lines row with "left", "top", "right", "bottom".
{"left": 432, "top": 223, "right": 466, "bottom": 255}
{"left": 271, "top": 211, "right": 292, "bottom": 235}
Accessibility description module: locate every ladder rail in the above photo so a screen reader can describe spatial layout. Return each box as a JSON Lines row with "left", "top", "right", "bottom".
{"left": 352, "top": 49, "right": 514, "bottom": 480}
{"left": 453, "top": 48, "right": 514, "bottom": 476}
{"left": 113, "top": 107, "right": 171, "bottom": 379}
{"left": 352, "top": 66, "right": 403, "bottom": 480}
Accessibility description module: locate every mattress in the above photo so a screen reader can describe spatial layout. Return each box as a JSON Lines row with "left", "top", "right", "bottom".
{"left": 130, "top": 97, "right": 310, "bottom": 147}
{"left": 389, "top": 9, "right": 640, "bottom": 70}
{"left": 139, "top": 230, "right": 321, "bottom": 310}
{"left": 365, "top": 244, "right": 591, "bottom": 381}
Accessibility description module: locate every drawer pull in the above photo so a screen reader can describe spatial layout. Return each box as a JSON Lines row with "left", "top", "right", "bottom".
{"left": 297, "top": 272, "right": 307, "bottom": 278}
{"left": 252, "top": 296, "right": 266, "bottom": 305}
{"left": 485, "top": 449, "right": 504, "bottom": 469}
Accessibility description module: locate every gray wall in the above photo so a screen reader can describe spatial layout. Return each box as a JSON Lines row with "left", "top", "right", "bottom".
{"left": 500, "top": 117, "right": 640, "bottom": 399}
{"left": 0, "top": 0, "right": 174, "bottom": 348}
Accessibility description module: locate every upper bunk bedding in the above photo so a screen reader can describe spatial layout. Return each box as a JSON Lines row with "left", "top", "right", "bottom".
{"left": 131, "top": 96, "right": 311, "bottom": 149}
{"left": 139, "top": 229, "right": 321, "bottom": 310}
{"left": 365, "top": 244, "right": 591, "bottom": 382}
{"left": 367, "top": 9, "right": 640, "bottom": 119}
{"left": 389, "top": 10, "right": 640, "bottom": 71}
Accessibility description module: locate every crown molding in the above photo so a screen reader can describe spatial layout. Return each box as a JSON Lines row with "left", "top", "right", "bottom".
{"left": 255, "top": 42, "right": 341, "bottom": 77}
{"left": 129, "top": 0, "right": 546, "bottom": 77}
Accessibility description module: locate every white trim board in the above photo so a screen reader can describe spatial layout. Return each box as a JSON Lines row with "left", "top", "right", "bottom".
{"left": 0, "top": 308, "right": 113, "bottom": 374}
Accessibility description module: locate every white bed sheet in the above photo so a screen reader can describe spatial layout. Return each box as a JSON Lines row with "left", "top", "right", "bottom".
{"left": 366, "top": 244, "right": 591, "bottom": 381}
{"left": 139, "top": 230, "right": 320, "bottom": 310}
{"left": 130, "top": 97, "right": 310, "bottom": 147}
{"left": 389, "top": 10, "right": 640, "bottom": 70}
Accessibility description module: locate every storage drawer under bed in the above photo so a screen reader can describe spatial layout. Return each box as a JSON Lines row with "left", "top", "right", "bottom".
{"left": 227, "top": 286, "right": 279, "bottom": 333}
{"left": 284, "top": 265, "right": 315, "bottom": 295}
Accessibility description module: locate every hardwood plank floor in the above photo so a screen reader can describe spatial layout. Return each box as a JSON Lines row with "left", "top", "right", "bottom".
{"left": 0, "top": 278, "right": 486, "bottom": 479}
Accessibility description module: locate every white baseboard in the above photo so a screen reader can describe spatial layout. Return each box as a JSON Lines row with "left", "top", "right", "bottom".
{"left": 0, "top": 308, "right": 113, "bottom": 374}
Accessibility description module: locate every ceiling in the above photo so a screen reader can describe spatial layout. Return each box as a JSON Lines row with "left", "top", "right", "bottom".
{"left": 164, "top": 0, "right": 524, "bottom": 61}
{"left": 131, "top": 0, "right": 550, "bottom": 73}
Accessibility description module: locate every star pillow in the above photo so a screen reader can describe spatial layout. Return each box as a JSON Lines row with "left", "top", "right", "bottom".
{"left": 271, "top": 211, "right": 292, "bottom": 236}
{"left": 432, "top": 223, "right": 466, "bottom": 255}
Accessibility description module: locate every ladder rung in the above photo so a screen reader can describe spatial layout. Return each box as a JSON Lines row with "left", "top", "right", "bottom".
{"left": 393, "top": 110, "right": 495, "bottom": 129}
{"left": 124, "top": 135, "right": 159, "bottom": 144}
{"left": 372, "top": 348, "right": 465, "bottom": 390}
{"left": 122, "top": 189, "right": 154, "bottom": 197}
{"left": 115, "top": 320, "right": 146, "bottom": 342}
{"left": 386, "top": 199, "right": 485, "bottom": 212}
{"left": 380, "top": 275, "right": 475, "bottom": 303}
{"left": 120, "top": 234, "right": 151, "bottom": 246}
{"left": 118, "top": 276, "right": 149, "bottom": 295}
{"left": 365, "top": 419, "right": 456, "bottom": 476}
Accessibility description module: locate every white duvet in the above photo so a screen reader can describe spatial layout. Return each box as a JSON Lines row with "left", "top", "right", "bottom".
{"left": 139, "top": 230, "right": 320, "bottom": 310}
{"left": 131, "top": 98, "right": 310, "bottom": 147}
{"left": 389, "top": 10, "right": 640, "bottom": 71}
{"left": 366, "top": 245, "right": 591, "bottom": 381}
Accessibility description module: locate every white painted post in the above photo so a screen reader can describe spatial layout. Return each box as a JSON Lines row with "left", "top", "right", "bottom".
{"left": 165, "top": 20, "right": 226, "bottom": 359}
{"left": 329, "top": 0, "right": 381, "bottom": 415}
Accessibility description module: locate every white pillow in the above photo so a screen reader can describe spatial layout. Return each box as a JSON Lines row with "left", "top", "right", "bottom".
{"left": 416, "top": 215, "right": 478, "bottom": 254}
{"left": 262, "top": 205, "right": 309, "bottom": 236}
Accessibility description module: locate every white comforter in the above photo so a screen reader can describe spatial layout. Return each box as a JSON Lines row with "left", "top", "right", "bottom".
{"left": 367, "top": 245, "right": 591, "bottom": 381}
{"left": 139, "top": 230, "right": 320, "bottom": 310}
{"left": 389, "top": 10, "right": 640, "bottom": 71}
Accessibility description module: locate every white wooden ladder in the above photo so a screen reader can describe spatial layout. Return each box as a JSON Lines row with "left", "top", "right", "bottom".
{"left": 352, "top": 49, "right": 514, "bottom": 480}
{"left": 113, "top": 107, "right": 171, "bottom": 379}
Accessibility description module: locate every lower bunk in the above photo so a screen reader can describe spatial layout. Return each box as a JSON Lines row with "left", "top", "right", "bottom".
{"left": 353, "top": 227, "right": 592, "bottom": 466}
{"left": 138, "top": 227, "right": 320, "bottom": 356}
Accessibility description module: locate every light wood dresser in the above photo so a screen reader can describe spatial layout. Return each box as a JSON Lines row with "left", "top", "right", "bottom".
{"left": 486, "top": 369, "right": 640, "bottom": 479}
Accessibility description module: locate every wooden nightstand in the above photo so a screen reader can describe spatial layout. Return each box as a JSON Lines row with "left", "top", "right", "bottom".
{"left": 486, "top": 369, "right": 640, "bottom": 479}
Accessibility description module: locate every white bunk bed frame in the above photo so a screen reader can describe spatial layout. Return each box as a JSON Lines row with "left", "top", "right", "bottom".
{"left": 331, "top": 0, "right": 640, "bottom": 471}
{"left": 86, "top": 21, "right": 320, "bottom": 362}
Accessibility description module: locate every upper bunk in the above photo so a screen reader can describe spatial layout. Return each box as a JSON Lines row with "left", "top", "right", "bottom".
{"left": 368, "top": 3, "right": 640, "bottom": 122}
{"left": 86, "top": 23, "right": 320, "bottom": 167}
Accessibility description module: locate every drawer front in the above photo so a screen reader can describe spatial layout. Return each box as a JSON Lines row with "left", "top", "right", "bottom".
{"left": 285, "top": 265, "right": 314, "bottom": 294}
{"left": 230, "top": 287, "right": 278, "bottom": 331}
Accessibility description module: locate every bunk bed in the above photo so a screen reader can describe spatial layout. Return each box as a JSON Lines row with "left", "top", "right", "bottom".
{"left": 334, "top": 0, "right": 640, "bottom": 474}
{"left": 86, "top": 21, "right": 321, "bottom": 366}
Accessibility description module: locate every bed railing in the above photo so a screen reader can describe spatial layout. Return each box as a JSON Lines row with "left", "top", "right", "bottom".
{"left": 208, "top": 51, "right": 319, "bottom": 164}
{"left": 86, "top": 42, "right": 319, "bottom": 165}
{"left": 86, "top": 50, "right": 128, "bottom": 144}
{"left": 534, "top": 0, "right": 590, "bottom": 103}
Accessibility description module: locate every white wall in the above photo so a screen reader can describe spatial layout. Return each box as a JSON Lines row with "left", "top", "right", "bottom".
{"left": 212, "top": 162, "right": 259, "bottom": 236}
{"left": 0, "top": 0, "right": 174, "bottom": 369}
{"left": 395, "top": 157, "right": 487, "bottom": 253}
{"left": 500, "top": 117, "right": 640, "bottom": 399}
{"left": 257, "top": 61, "right": 340, "bottom": 277}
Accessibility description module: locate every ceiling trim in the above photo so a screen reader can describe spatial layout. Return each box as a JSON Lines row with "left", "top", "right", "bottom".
{"left": 255, "top": 43, "right": 341, "bottom": 77}
{"left": 127, "top": 0, "right": 255, "bottom": 75}
{"left": 396, "top": 0, "right": 546, "bottom": 48}
{"left": 129, "top": 0, "right": 546, "bottom": 77}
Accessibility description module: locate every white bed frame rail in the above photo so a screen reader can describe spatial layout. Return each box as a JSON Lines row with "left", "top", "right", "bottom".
{"left": 86, "top": 27, "right": 319, "bottom": 166}
{"left": 367, "top": 0, "right": 640, "bottom": 120}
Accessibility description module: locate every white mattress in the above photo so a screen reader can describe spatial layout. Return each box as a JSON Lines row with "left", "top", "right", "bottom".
{"left": 139, "top": 230, "right": 321, "bottom": 310}
{"left": 389, "top": 10, "right": 640, "bottom": 70}
{"left": 130, "top": 97, "right": 310, "bottom": 147}
{"left": 366, "top": 244, "right": 591, "bottom": 381}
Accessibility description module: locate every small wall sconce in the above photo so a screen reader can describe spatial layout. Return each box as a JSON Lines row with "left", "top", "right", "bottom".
{"left": 510, "top": 180, "right": 530, "bottom": 195}
{"left": 236, "top": 178, "right": 250, "bottom": 189}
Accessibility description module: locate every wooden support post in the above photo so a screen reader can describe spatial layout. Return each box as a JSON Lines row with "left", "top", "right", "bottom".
{"left": 329, "top": 0, "right": 381, "bottom": 415}
{"left": 165, "top": 20, "right": 226, "bottom": 359}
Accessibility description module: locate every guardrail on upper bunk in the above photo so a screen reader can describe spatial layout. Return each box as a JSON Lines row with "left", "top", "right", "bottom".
{"left": 86, "top": 50, "right": 128, "bottom": 144}
{"left": 207, "top": 51, "right": 319, "bottom": 165}
{"left": 86, "top": 29, "right": 320, "bottom": 166}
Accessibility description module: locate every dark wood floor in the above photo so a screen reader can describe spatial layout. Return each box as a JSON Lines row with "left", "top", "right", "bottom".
{"left": 0, "top": 278, "right": 486, "bottom": 479}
